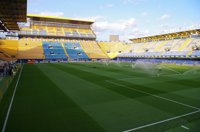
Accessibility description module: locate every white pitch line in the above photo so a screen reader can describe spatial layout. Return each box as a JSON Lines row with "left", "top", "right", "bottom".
{"left": 1, "top": 64, "right": 24, "bottom": 132}
{"left": 123, "top": 110, "right": 200, "bottom": 132}
{"left": 159, "top": 73, "right": 181, "bottom": 77}
{"left": 115, "top": 77, "right": 140, "bottom": 81}
{"left": 161, "top": 66, "right": 181, "bottom": 74}
{"left": 181, "top": 125, "right": 190, "bottom": 130}
{"left": 106, "top": 80, "right": 200, "bottom": 110}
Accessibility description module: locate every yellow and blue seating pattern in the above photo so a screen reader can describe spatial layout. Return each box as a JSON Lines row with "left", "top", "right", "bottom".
{"left": 1, "top": 37, "right": 200, "bottom": 61}
{"left": 80, "top": 40, "right": 108, "bottom": 59}
{"left": 64, "top": 42, "right": 89, "bottom": 60}
{"left": 119, "top": 37, "right": 200, "bottom": 58}
{"left": 18, "top": 39, "right": 45, "bottom": 59}
{"left": 42, "top": 41, "right": 67, "bottom": 60}
{"left": 19, "top": 25, "right": 96, "bottom": 39}
{"left": 98, "top": 42, "right": 131, "bottom": 59}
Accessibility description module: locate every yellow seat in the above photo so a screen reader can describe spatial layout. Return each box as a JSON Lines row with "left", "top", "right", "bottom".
{"left": 18, "top": 40, "right": 45, "bottom": 59}
{"left": 98, "top": 42, "right": 130, "bottom": 59}
{"left": 80, "top": 41, "right": 108, "bottom": 59}
{"left": 0, "top": 40, "right": 18, "bottom": 60}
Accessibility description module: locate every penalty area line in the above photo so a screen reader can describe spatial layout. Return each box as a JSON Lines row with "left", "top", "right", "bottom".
{"left": 1, "top": 64, "right": 24, "bottom": 132}
{"left": 122, "top": 110, "right": 200, "bottom": 132}
{"left": 160, "top": 65, "right": 182, "bottom": 74}
{"left": 181, "top": 125, "right": 190, "bottom": 130}
{"left": 106, "top": 80, "right": 200, "bottom": 110}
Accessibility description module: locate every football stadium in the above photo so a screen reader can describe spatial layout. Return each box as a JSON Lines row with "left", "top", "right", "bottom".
{"left": 0, "top": 0, "right": 200, "bottom": 131}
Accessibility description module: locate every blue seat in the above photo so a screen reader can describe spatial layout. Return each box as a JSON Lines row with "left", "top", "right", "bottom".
{"left": 64, "top": 42, "right": 89, "bottom": 60}
{"left": 42, "top": 42, "right": 68, "bottom": 60}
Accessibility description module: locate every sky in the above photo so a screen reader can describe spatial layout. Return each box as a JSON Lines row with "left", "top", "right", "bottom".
{"left": 28, "top": 0, "right": 200, "bottom": 41}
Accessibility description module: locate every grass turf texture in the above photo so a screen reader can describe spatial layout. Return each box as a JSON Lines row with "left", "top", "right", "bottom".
{"left": 0, "top": 62, "right": 200, "bottom": 132}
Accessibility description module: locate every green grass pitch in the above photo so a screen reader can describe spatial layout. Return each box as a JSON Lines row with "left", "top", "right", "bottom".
{"left": 0, "top": 62, "right": 200, "bottom": 132}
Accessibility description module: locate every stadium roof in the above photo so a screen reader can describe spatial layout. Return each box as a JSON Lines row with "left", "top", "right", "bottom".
{"left": 130, "top": 29, "right": 200, "bottom": 43}
{"left": 27, "top": 14, "right": 94, "bottom": 25}
{"left": 0, "top": 0, "right": 27, "bottom": 31}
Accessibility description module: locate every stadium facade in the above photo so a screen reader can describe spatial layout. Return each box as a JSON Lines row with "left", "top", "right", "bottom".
{"left": 0, "top": 14, "right": 200, "bottom": 65}
{"left": 117, "top": 29, "right": 200, "bottom": 65}
{"left": 1, "top": 1, "right": 200, "bottom": 131}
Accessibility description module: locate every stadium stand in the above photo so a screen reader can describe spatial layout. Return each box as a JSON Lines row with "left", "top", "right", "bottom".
{"left": 190, "top": 50, "right": 200, "bottom": 57}
{"left": 98, "top": 42, "right": 131, "bottom": 59}
{"left": 19, "top": 14, "right": 96, "bottom": 39}
{"left": 42, "top": 41, "right": 67, "bottom": 60}
{"left": 18, "top": 39, "right": 45, "bottom": 59}
{"left": 0, "top": 40, "right": 18, "bottom": 60}
{"left": 64, "top": 42, "right": 89, "bottom": 60}
{"left": 0, "top": 0, "right": 27, "bottom": 61}
{"left": 118, "top": 30, "right": 200, "bottom": 59}
{"left": 1, "top": 12, "right": 200, "bottom": 63}
{"left": 80, "top": 40, "right": 108, "bottom": 59}
{"left": 20, "top": 26, "right": 96, "bottom": 38}
{"left": 16, "top": 14, "right": 104, "bottom": 61}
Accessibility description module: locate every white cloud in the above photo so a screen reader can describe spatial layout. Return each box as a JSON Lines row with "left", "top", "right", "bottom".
{"left": 127, "top": 29, "right": 150, "bottom": 38}
{"left": 91, "top": 18, "right": 141, "bottom": 41}
{"left": 79, "top": 16, "right": 106, "bottom": 21}
{"left": 73, "top": 16, "right": 106, "bottom": 23}
{"left": 90, "top": 16, "right": 106, "bottom": 21}
{"left": 93, "top": 18, "right": 137, "bottom": 32}
{"left": 38, "top": 11, "right": 64, "bottom": 17}
{"left": 92, "top": 17, "right": 156, "bottom": 41}
{"left": 159, "top": 24, "right": 200, "bottom": 34}
{"left": 160, "top": 14, "right": 170, "bottom": 20}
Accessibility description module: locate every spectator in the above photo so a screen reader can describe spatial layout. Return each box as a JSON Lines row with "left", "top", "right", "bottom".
{"left": 0, "top": 61, "right": 16, "bottom": 76}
